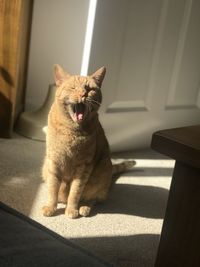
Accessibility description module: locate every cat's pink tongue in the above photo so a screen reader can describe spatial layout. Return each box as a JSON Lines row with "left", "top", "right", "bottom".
{"left": 77, "top": 113, "right": 83, "bottom": 121}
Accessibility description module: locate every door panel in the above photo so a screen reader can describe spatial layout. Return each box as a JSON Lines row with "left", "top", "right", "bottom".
{"left": 88, "top": 0, "right": 200, "bottom": 152}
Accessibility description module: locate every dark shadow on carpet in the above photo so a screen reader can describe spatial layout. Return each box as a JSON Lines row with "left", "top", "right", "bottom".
{"left": 70, "top": 234, "right": 160, "bottom": 267}
{"left": 112, "top": 149, "right": 171, "bottom": 160}
{"left": 93, "top": 184, "right": 169, "bottom": 219}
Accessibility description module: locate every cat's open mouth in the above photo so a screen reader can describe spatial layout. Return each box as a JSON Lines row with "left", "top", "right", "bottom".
{"left": 71, "top": 103, "right": 86, "bottom": 122}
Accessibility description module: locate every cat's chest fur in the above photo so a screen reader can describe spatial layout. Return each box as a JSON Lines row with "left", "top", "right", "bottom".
{"left": 49, "top": 128, "right": 93, "bottom": 151}
{"left": 47, "top": 120, "right": 96, "bottom": 164}
{"left": 46, "top": 131, "right": 95, "bottom": 180}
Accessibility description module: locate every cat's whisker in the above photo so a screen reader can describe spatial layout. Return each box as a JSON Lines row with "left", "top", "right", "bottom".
{"left": 86, "top": 102, "right": 92, "bottom": 113}
{"left": 86, "top": 98, "right": 101, "bottom": 106}
{"left": 85, "top": 101, "right": 94, "bottom": 113}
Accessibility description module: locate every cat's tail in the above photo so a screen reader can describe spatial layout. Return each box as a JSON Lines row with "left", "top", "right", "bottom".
{"left": 112, "top": 160, "right": 136, "bottom": 175}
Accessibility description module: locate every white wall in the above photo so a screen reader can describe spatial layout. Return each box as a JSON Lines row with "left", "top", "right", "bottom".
{"left": 25, "top": 0, "right": 89, "bottom": 110}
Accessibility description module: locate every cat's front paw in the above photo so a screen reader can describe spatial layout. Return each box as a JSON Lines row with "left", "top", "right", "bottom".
{"left": 65, "top": 207, "right": 79, "bottom": 219}
{"left": 79, "top": 206, "right": 91, "bottom": 217}
{"left": 42, "top": 205, "right": 56, "bottom": 217}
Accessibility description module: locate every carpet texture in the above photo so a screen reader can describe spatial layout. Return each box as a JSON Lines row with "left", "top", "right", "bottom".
{"left": 0, "top": 135, "right": 174, "bottom": 267}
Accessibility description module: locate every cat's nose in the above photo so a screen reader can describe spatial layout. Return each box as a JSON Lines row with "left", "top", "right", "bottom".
{"left": 77, "top": 88, "right": 87, "bottom": 102}
{"left": 82, "top": 89, "right": 87, "bottom": 97}
{"left": 78, "top": 96, "right": 86, "bottom": 103}
{"left": 78, "top": 88, "right": 86, "bottom": 96}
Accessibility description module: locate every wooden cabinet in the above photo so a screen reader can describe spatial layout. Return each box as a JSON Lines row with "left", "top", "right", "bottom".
{"left": 152, "top": 125, "right": 200, "bottom": 266}
{"left": 0, "top": 0, "right": 33, "bottom": 137}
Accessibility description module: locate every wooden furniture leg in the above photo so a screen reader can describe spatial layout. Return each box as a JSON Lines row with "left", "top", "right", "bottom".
{"left": 151, "top": 125, "right": 200, "bottom": 267}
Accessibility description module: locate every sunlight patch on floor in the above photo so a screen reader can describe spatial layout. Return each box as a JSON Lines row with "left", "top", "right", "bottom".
{"left": 112, "top": 158, "right": 175, "bottom": 169}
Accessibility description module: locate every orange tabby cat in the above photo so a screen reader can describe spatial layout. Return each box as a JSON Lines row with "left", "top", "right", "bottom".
{"left": 42, "top": 64, "right": 135, "bottom": 219}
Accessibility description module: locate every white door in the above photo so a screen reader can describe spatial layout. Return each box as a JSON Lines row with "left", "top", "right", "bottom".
{"left": 88, "top": 0, "right": 200, "bottom": 152}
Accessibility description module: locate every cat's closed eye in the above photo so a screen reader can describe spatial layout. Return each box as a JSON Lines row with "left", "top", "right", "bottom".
{"left": 84, "top": 85, "right": 92, "bottom": 91}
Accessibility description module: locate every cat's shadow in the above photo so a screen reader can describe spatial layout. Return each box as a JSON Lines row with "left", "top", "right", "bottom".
{"left": 93, "top": 183, "right": 169, "bottom": 219}
{"left": 55, "top": 182, "right": 169, "bottom": 219}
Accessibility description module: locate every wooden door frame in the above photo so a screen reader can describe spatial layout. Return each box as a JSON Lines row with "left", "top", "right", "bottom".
{"left": 0, "top": 0, "right": 33, "bottom": 137}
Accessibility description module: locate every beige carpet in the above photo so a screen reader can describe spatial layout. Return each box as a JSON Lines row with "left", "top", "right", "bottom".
{"left": 0, "top": 134, "right": 174, "bottom": 267}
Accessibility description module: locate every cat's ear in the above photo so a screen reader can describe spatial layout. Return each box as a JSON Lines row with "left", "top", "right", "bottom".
{"left": 91, "top": 67, "right": 106, "bottom": 87}
{"left": 54, "top": 64, "right": 70, "bottom": 86}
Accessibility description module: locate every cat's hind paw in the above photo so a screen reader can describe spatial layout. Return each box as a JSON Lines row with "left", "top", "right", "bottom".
{"left": 79, "top": 206, "right": 91, "bottom": 217}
